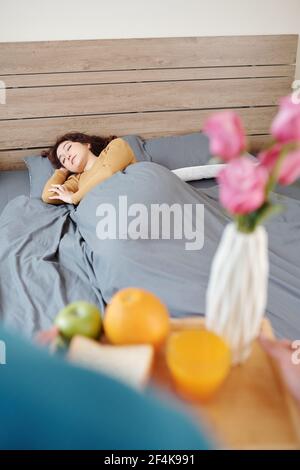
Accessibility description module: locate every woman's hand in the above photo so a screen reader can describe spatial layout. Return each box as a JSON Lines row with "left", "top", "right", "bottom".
{"left": 48, "top": 184, "right": 73, "bottom": 203}
{"left": 35, "top": 326, "right": 59, "bottom": 346}
{"left": 259, "top": 335, "right": 300, "bottom": 406}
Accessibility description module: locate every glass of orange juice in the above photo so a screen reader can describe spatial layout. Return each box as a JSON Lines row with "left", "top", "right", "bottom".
{"left": 166, "top": 329, "right": 231, "bottom": 401}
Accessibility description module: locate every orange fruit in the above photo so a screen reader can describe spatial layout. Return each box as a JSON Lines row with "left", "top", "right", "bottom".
{"left": 166, "top": 329, "right": 231, "bottom": 401}
{"left": 104, "top": 287, "right": 170, "bottom": 348}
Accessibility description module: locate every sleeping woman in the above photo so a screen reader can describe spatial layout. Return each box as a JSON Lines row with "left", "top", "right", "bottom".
{"left": 42, "top": 132, "right": 137, "bottom": 205}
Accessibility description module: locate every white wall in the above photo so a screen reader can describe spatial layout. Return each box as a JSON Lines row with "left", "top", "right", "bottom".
{"left": 1, "top": 0, "right": 299, "bottom": 77}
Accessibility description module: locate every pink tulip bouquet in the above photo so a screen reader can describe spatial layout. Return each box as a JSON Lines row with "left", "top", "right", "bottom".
{"left": 203, "top": 95, "right": 300, "bottom": 233}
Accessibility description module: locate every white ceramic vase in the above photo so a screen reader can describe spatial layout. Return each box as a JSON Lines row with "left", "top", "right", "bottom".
{"left": 205, "top": 222, "right": 269, "bottom": 365}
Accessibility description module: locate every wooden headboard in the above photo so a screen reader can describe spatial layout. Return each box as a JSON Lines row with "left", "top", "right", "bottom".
{"left": 0, "top": 35, "right": 298, "bottom": 170}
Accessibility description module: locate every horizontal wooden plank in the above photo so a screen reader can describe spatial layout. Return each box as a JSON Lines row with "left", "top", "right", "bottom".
{"left": 0, "top": 65, "right": 295, "bottom": 88}
{"left": 0, "top": 107, "right": 278, "bottom": 150}
{"left": 0, "top": 148, "right": 47, "bottom": 170}
{"left": 0, "top": 77, "right": 292, "bottom": 120}
{"left": 0, "top": 134, "right": 272, "bottom": 171}
{"left": 0, "top": 36, "right": 297, "bottom": 75}
{"left": 248, "top": 135, "right": 273, "bottom": 153}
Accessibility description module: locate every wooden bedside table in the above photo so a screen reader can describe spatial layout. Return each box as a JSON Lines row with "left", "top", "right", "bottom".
{"left": 151, "top": 317, "right": 300, "bottom": 450}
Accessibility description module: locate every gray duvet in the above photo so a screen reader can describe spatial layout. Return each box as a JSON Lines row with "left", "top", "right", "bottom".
{"left": 0, "top": 161, "right": 300, "bottom": 340}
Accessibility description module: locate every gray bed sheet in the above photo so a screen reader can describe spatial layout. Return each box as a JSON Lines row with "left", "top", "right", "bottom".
{"left": 0, "top": 170, "right": 30, "bottom": 215}
{"left": 1, "top": 138, "right": 300, "bottom": 341}
{"left": 0, "top": 161, "right": 300, "bottom": 341}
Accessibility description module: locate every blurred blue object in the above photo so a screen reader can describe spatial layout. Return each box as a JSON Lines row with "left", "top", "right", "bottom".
{"left": 0, "top": 326, "right": 212, "bottom": 450}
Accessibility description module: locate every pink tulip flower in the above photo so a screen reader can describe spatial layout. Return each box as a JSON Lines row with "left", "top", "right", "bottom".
{"left": 218, "top": 158, "right": 268, "bottom": 215}
{"left": 271, "top": 95, "right": 300, "bottom": 143}
{"left": 203, "top": 111, "right": 247, "bottom": 162}
{"left": 259, "top": 144, "right": 300, "bottom": 185}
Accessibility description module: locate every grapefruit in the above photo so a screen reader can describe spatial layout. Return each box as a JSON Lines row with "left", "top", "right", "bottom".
{"left": 104, "top": 287, "right": 170, "bottom": 348}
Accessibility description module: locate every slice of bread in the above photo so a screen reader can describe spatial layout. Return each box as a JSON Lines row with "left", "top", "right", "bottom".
{"left": 68, "top": 335, "right": 154, "bottom": 390}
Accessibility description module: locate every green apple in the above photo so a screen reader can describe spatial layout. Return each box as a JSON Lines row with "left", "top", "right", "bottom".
{"left": 55, "top": 301, "right": 102, "bottom": 340}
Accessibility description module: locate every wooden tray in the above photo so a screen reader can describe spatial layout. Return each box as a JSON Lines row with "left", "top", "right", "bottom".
{"left": 151, "top": 317, "right": 300, "bottom": 450}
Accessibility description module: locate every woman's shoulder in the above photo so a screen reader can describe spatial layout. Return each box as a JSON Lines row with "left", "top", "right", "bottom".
{"left": 106, "top": 137, "right": 128, "bottom": 148}
{"left": 102, "top": 137, "right": 133, "bottom": 156}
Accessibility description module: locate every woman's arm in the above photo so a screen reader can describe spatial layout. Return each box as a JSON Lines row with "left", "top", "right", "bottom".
{"left": 71, "top": 138, "right": 136, "bottom": 205}
{"left": 42, "top": 169, "right": 79, "bottom": 204}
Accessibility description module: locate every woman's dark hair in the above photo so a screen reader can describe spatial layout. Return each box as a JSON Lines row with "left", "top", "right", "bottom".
{"left": 41, "top": 132, "right": 117, "bottom": 169}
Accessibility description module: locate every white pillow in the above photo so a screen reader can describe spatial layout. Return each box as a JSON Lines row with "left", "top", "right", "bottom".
{"left": 171, "top": 153, "right": 257, "bottom": 182}
{"left": 171, "top": 164, "right": 226, "bottom": 182}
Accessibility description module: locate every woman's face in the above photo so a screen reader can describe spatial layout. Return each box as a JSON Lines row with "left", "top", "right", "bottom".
{"left": 56, "top": 140, "right": 91, "bottom": 173}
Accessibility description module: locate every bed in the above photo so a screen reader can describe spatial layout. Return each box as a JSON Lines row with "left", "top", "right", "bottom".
{"left": 0, "top": 35, "right": 299, "bottom": 340}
